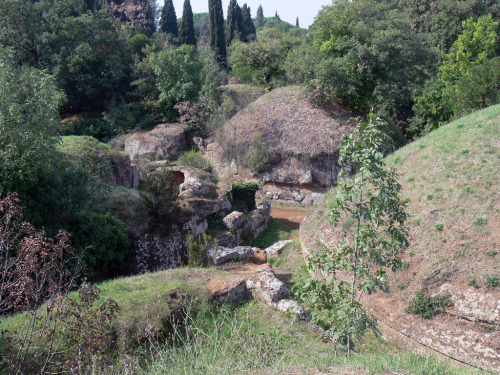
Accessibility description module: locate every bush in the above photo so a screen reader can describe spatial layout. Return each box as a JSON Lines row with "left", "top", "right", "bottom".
{"left": 186, "top": 231, "right": 216, "bottom": 267}
{"left": 230, "top": 181, "right": 260, "bottom": 213}
{"left": 484, "top": 275, "right": 500, "bottom": 287}
{"left": 248, "top": 136, "right": 279, "bottom": 173}
{"left": 69, "top": 211, "right": 131, "bottom": 278}
{"left": 406, "top": 290, "right": 450, "bottom": 319}
{"left": 176, "top": 149, "right": 212, "bottom": 172}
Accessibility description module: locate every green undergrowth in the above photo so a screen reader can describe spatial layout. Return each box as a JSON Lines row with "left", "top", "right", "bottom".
{"left": 251, "top": 219, "right": 294, "bottom": 249}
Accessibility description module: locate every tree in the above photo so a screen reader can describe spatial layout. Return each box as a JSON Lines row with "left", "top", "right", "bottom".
{"left": 295, "top": 114, "right": 409, "bottom": 355}
{"left": 225, "top": 0, "right": 243, "bottom": 47}
{"left": 241, "top": 4, "right": 256, "bottom": 41}
{"left": 296, "top": 17, "right": 299, "bottom": 27}
{"left": 151, "top": 45, "right": 203, "bottom": 121}
{"left": 209, "top": 0, "right": 227, "bottom": 65}
{"left": 160, "top": 0, "right": 178, "bottom": 38}
{"left": 179, "top": 0, "right": 196, "bottom": 46}
{"left": 256, "top": 4, "right": 264, "bottom": 28}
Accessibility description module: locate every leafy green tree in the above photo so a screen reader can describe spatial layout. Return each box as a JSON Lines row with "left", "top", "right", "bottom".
{"left": 229, "top": 29, "right": 303, "bottom": 86}
{"left": 225, "top": 0, "right": 243, "bottom": 47}
{"left": 209, "top": 0, "right": 227, "bottom": 65}
{"left": 0, "top": 49, "right": 64, "bottom": 198}
{"left": 151, "top": 44, "right": 203, "bottom": 121}
{"left": 180, "top": 0, "right": 196, "bottom": 46}
{"left": 241, "top": 4, "right": 256, "bottom": 41}
{"left": 160, "top": 0, "right": 179, "bottom": 38}
{"left": 295, "top": 114, "right": 409, "bottom": 355}
{"left": 256, "top": 5, "right": 264, "bottom": 28}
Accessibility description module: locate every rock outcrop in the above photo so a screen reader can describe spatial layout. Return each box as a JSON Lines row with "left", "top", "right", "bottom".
{"left": 206, "top": 86, "right": 353, "bottom": 205}
{"left": 123, "top": 124, "right": 187, "bottom": 162}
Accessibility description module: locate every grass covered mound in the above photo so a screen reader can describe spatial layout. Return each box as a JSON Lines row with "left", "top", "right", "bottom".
{"left": 301, "top": 104, "right": 500, "bottom": 371}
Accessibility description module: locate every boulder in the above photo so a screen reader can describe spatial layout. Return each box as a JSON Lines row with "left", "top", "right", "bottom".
{"left": 124, "top": 124, "right": 186, "bottom": 162}
{"left": 222, "top": 211, "right": 245, "bottom": 230}
{"left": 107, "top": 151, "right": 140, "bottom": 189}
{"left": 275, "top": 299, "right": 311, "bottom": 322}
{"left": 265, "top": 240, "right": 293, "bottom": 258}
{"left": 210, "top": 246, "right": 254, "bottom": 265}
{"left": 246, "top": 266, "right": 288, "bottom": 305}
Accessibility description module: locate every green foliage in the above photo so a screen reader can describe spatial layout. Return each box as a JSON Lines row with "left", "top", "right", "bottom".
{"left": 468, "top": 278, "right": 479, "bottom": 288}
{"left": 225, "top": 0, "right": 243, "bottom": 47}
{"left": 70, "top": 211, "right": 131, "bottom": 278}
{"left": 251, "top": 220, "right": 292, "bottom": 249}
{"left": 256, "top": 5, "right": 264, "bottom": 28}
{"left": 186, "top": 231, "right": 215, "bottom": 267}
{"left": 179, "top": 0, "right": 196, "bottom": 46}
{"left": 230, "top": 181, "right": 260, "bottom": 212}
{"left": 160, "top": 0, "right": 178, "bottom": 38}
{"left": 484, "top": 274, "right": 500, "bottom": 287}
{"left": 296, "top": 114, "right": 408, "bottom": 353}
{"left": 435, "top": 223, "right": 444, "bottom": 231}
{"left": 473, "top": 217, "right": 488, "bottom": 226}
{"left": 229, "top": 29, "right": 302, "bottom": 86}
{"left": 151, "top": 45, "right": 202, "bottom": 121}
{"left": 176, "top": 149, "right": 212, "bottom": 172}
{"left": 140, "top": 168, "right": 180, "bottom": 229}
{"left": 309, "top": 0, "right": 435, "bottom": 130}
{"left": 486, "top": 251, "right": 498, "bottom": 257}
{"left": 248, "top": 136, "right": 279, "bottom": 173}
{"left": 209, "top": 0, "right": 227, "bottom": 65}
{"left": 406, "top": 290, "right": 450, "bottom": 319}
{"left": 241, "top": 4, "right": 256, "bottom": 42}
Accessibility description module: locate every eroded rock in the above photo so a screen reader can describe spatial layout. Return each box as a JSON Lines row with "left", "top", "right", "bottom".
{"left": 246, "top": 266, "right": 288, "bottom": 305}
{"left": 265, "top": 240, "right": 293, "bottom": 258}
{"left": 210, "top": 246, "right": 254, "bottom": 265}
{"left": 223, "top": 211, "right": 245, "bottom": 230}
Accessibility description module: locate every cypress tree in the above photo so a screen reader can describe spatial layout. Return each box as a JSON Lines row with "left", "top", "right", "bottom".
{"left": 241, "top": 4, "right": 256, "bottom": 42}
{"left": 209, "top": 0, "right": 226, "bottom": 66}
{"left": 256, "top": 4, "right": 264, "bottom": 28}
{"left": 179, "top": 0, "right": 196, "bottom": 46}
{"left": 225, "top": 0, "right": 243, "bottom": 47}
{"left": 296, "top": 17, "right": 299, "bottom": 27}
{"left": 160, "top": 0, "right": 178, "bottom": 37}
{"left": 274, "top": 11, "right": 280, "bottom": 22}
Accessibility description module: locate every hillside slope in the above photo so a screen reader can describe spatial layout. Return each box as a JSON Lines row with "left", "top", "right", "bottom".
{"left": 301, "top": 105, "right": 500, "bottom": 371}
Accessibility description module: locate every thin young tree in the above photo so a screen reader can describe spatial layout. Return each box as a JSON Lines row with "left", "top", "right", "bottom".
{"left": 160, "top": 0, "right": 178, "bottom": 38}
{"left": 179, "top": 0, "right": 196, "bottom": 46}
{"left": 209, "top": 0, "right": 227, "bottom": 66}
{"left": 241, "top": 3, "right": 256, "bottom": 41}
{"left": 225, "top": 0, "right": 243, "bottom": 47}
{"left": 295, "top": 114, "right": 409, "bottom": 356}
{"left": 256, "top": 4, "right": 264, "bottom": 27}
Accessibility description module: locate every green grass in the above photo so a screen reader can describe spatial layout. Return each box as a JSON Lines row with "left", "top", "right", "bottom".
{"left": 251, "top": 219, "right": 293, "bottom": 249}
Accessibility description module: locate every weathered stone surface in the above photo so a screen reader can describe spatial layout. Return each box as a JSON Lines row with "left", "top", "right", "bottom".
{"left": 252, "top": 248, "right": 267, "bottom": 264}
{"left": 103, "top": 151, "right": 139, "bottom": 189}
{"left": 210, "top": 246, "right": 254, "bottom": 265}
{"left": 246, "top": 266, "right": 288, "bottom": 305}
{"left": 223, "top": 211, "right": 245, "bottom": 230}
{"left": 275, "top": 299, "right": 311, "bottom": 321}
{"left": 124, "top": 124, "right": 186, "bottom": 162}
{"left": 208, "top": 278, "right": 250, "bottom": 304}
{"left": 265, "top": 240, "right": 292, "bottom": 258}
{"left": 134, "top": 230, "right": 184, "bottom": 272}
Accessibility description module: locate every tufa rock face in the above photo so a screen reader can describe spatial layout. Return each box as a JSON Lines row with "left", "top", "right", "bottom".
{"left": 124, "top": 124, "right": 187, "bottom": 162}
{"left": 222, "top": 211, "right": 245, "bottom": 230}
{"left": 209, "top": 246, "right": 255, "bottom": 265}
{"left": 106, "top": 151, "right": 140, "bottom": 189}
{"left": 265, "top": 240, "right": 292, "bottom": 259}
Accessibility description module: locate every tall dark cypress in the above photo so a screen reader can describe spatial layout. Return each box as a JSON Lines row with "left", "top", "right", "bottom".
{"left": 241, "top": 4, "right": 256, "bottom": 42}
{"left": 225, "top": 0, "right": 243, "bottom": 47}
{"left": 179, "top": 0, "right": 196, "bottom": 46}
{"left": 296, "top": 17, "right": 299, "bottom": 27}
{"left": 209, "top": 0, "right": 226, "bottom": 66}
{"left": 160, "top": 0, "right": 178, "bottom": 37}
{"left": 256, "top": 4, "right": 264, "bottom": 27}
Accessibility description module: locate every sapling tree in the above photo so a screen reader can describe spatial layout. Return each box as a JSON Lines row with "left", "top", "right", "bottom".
{"left": 295, "top": 113, "right": 409, "bottom": 356}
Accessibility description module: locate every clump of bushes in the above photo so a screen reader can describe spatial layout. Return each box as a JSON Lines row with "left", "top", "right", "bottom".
{"left": 186, "top": 231, "right": 216, "bottom": 267}
{"left": 248, "top": 136, "right": 279, "bottom": 174}
{"left": 230, "top": 181, "right": 260, "bottom": 213}
{"left": 406, "top": 290, "right": 450, "bottom": 319}
{"left": 176, "top": 149, "right": 212, "bottom": 172}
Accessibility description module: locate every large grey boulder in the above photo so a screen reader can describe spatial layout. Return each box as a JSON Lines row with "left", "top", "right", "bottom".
{"left": 223, "top": 211, "right": 245, "bottom": 230}
{"left": 124, "top": 124, "right": 186, "bottom": 162}
{"left": 265, "top": 240, "right": 293, "bottom": 258}
{"left": 210, "top": 246, "right": 254, "bottom": 265}
{"left": 246, "top": 266, "right": 288, "bottom": 305}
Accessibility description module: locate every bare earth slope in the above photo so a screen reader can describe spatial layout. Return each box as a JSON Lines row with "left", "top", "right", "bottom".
{"left": 300, "top": 105, "right": 500, "bottom": 372}
{"left": 207, "top": 86, "right": 353, "bottom": 204}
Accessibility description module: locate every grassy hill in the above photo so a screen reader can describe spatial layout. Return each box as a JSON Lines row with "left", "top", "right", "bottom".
{"left": 301, "top": 104, "right": 500, "bottom": 371}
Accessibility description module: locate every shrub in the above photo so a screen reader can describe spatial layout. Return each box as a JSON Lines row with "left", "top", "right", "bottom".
{"left": 473, "top": 217, "right": 488, "bottom": 226}
{"left": 484, "top": 275, "right": 500, "bottom": 287}
{"left": 248, "top": 136, "right": 279, "bottom": 173}
{"left": 468, "top": 278, "right": 479, "bottom": 288}
{"left": 435, "top": 223, "right": 444, "bottom": 231}
{"left": 186, "top": 231, "right": 216, "bottom": 267}
{"left": 230, "top": 181, "right": 260, "bottom": 213}
{"left": 176, "top": 149, "right": 212, "bottom": 172}
{"left": 407, "top": 290, "right": 450, "bottom": 319}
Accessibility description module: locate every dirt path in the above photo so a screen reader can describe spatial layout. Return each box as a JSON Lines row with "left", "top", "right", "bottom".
{"left": 271, "top": 207, "right": 309, "bottom": 230}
